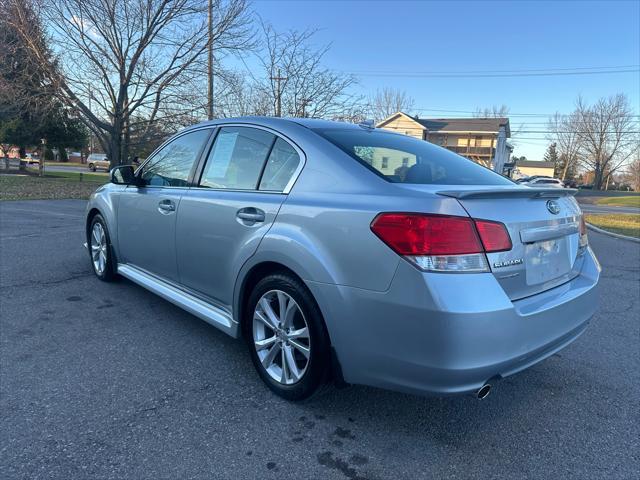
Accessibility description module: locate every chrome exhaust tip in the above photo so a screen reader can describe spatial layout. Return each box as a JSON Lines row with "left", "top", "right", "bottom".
{"left": 476, "top": 384, "right": 491, "bottom": 400}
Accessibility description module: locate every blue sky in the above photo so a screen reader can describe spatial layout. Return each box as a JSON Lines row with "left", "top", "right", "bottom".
{"left": 247, "top": 0, "right": 640, "bottom": 159}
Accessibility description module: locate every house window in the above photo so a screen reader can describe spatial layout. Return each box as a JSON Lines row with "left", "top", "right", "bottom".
{"left": 402, "top": 157, "right": 409, "bottom": 166}
{"left": 381, "top": 156, "right": 389, "bottom": 169}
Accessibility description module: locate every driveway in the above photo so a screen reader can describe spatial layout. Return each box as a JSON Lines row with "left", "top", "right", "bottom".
{"left": 1, "top": 200, "right": 638, "bottom": 480}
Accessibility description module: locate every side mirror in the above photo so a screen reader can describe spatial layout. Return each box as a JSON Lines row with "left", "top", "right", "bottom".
{"left": 110, "top": 165, "right": 137, "bottom": 185}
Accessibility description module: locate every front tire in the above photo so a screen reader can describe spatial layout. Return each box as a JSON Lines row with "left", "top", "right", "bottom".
{"left": 245, "top": 273, "right": 331, "bottom": 401}
{"left": 88, "top": 214, "right": 116, "bottom": 281}
{"left": 89, "top": 163, "right": 96, "bottom": 172}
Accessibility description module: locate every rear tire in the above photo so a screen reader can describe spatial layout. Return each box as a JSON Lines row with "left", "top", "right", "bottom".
{"left": 245, "top": 273, "right": 331, "bottom": 401}
{"left": 88, "top": 214, "right": 117, "bottom": 282}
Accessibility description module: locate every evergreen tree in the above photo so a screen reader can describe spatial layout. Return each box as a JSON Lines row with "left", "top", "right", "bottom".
{"left": 0, "top": 0, "right": 87, "bottom": 164}
{"left": 544, "top": 143, "right": 561, "bottom": 177}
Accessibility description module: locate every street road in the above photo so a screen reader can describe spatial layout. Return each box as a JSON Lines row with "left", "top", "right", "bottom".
{"left": 1, "top": 200, "right": 638, "bottom": 480}
{"left": 579, "top": 204, "right": 640, "bottom": 214}
{"left": 44, "top": 165, "right": 106, "bottom": 174}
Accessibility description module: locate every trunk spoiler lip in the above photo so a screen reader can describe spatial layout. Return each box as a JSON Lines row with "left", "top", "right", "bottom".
{"left": 436, "top": 187, "right": 577, "bottom": 200}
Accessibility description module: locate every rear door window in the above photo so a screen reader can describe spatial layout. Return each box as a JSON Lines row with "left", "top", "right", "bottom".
{"left": 259, "top": 138, "right": 301, "bottom": 192}
{"left": 314, "top": 128, "right": 513, "bottom": 186}
{"left": 200, "top": 127, "right": 275, "bottom": 190}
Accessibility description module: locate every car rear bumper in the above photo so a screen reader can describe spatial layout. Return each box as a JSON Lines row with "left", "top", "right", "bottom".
{"left": 307, "top": 247, "right": 600, "bottom": 396}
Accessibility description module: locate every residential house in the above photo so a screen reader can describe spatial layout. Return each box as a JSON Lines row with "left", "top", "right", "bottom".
{"left": 376, "top": 112, "right": 512, "bottom": 170}
{"left": 513, "top": 160, "right": 555, "bottom": 179}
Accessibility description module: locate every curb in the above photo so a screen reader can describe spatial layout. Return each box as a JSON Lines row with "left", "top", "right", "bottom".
{"left": 586, "top": 223, "right": 640, "bottom": 243}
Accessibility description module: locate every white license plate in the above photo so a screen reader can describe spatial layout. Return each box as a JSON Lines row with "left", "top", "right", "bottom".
{"left": 525, "top": 238, "right": 572, "bottom": 285}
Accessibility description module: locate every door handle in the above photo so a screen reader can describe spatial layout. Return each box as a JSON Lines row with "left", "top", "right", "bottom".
{"left": 236, "top": 207, "right": 265, "bottom": 223}
{"left": 158, "top": 200, "right": 176, "bottom": 214}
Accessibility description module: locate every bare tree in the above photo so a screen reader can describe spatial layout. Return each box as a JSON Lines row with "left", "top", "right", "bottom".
{"left": 255, "top": 22, "right": 363, "bottom": 119}
{"left": 624, "top": 149, "right": 640, "bottom": 191}
{"left": 9, "top": 0, "right": 253, "bottom": 167}
{"left": 367, "top": 87, "right": 414, "bottom": 122}
{"left": 547, "top": 112, "right": 582, "bottom": 180}
{"left": 474, "top": 105, "right": 510, "bottom": 118}
{"left": 573, "top": 94, "right": 638, "bottom": 190}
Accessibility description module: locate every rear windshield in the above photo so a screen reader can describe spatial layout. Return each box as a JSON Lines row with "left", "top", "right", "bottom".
{"left": 314, "top": 128, "right": 513, "bottom": 185}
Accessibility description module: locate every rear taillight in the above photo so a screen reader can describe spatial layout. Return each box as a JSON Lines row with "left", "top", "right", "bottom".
{"left": 474, "top": 219, "right": 512, "bottom": 252}
{"left": 579, "top": 215, "right": 589, "bottom": 248}
{"left": 371, "top": 213, "right": 512, "bottom": 273}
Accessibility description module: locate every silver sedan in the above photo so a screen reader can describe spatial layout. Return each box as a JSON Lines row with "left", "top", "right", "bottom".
{"left": 84, "top": 117, "right": 600, "bottom": 400}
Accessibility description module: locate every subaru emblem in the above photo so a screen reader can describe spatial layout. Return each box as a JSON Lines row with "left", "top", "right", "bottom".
{"left": 546, "top": 200, "right": 561, "bottom": 215}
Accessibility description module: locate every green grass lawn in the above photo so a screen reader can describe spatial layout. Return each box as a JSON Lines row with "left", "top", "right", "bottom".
{"left": 44, "top": 161, "right": 87, "bottom": 167}
{"left": 585, "top": 213, "right": 640, "bottom": 238}
{"left": 0, "top": 173, "right": 106, "bottom": 200}
{"left": 42, "top": 170, "right": 109, "bottom": 182}
{"left": 594, "top": 196, "right": 640, "bottom": 208}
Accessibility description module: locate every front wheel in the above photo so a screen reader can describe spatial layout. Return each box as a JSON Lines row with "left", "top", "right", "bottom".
{"left": 89, "top": 163, "right": 96, "bottom": 172}
{"left": 88, "top": 214, "right": 116, "bottom": 281}
{"left": 245, "top": 273, "right": 331, "bottom": 401}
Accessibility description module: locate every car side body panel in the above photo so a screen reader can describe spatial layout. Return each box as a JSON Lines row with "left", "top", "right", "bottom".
{"left": 176, "top": 189, "right": 287, "bottom": 310}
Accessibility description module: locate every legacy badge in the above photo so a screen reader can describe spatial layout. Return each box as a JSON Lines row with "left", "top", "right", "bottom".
{"left": 493, "top": 258, "right": 524, "bottom": 268}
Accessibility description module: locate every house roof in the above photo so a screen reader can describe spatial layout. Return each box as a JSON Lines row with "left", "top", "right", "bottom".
{"left": 516, "top": 160, "right": 555, "bottom": 168}
{"left": 416, "top": 117, "right": 510, "bottom": 137}
{"left": 377, "top": 112, "right": 511, "bottom": 137}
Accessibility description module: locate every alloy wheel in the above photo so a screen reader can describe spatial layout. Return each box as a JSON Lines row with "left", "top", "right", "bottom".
{"left": 252, "top": 290, "right": 311, "bottom": 385}
{"left": 90, "top": 222, "right": 108, "bottom": 275}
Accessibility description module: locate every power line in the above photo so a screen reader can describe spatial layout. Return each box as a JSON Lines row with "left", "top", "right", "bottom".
{"left": 348, "top": 67, "right": 639, "bottom": 79}
{"left": 351, "top": 64, "right": 639, "bottom": 75}
{"left": 354, "top": 104, "right": 640, "bottom": 117}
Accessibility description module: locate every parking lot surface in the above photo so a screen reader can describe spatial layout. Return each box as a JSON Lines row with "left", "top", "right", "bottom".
{"left": 1, "top": 200, "right": 638, "bottom": 479}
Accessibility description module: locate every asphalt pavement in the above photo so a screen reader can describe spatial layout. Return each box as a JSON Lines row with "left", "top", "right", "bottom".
{"left": 578, "top": 204, "right": 640, "bottom": 214}
{"left": 44, "top": 165, "right": 105, "bottom": 174}
{"left": 1, "top": 200, "right": 639, "bottom": 480}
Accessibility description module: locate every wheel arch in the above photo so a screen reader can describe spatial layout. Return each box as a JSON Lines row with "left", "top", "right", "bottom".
{"left": 235, "top": 261, "right": 313, "bottom": 339}
{"left": 234, "top": 259, "right": 345, "bottom": 385}
{"left": 85, "top": 208, "right": 102, "bottom": 242}
{"left": 85, "top": 190, "right": 121, "bottom": 262}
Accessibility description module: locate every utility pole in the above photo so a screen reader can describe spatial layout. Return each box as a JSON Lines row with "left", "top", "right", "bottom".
{"left": 207, "top": 0, "right": 214, "bottom": 120}
{"left": 39, "top": 138, "right": 46, "bottom": 177}
{"left": 270, "top": 68, "right": 287, "bottom": 117}
{"left": 88, "top": 86, "right": 93, "bottom": 158}
{"left": 300, "top": 98, "right": 312, "bottom": 118}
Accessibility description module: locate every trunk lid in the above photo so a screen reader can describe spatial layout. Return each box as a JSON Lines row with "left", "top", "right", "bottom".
{"left": 437, "top": 186, "right": 584, "bottom": 300}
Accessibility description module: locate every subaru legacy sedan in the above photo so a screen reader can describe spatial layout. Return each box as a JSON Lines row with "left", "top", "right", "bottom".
{"left": 85, "top": 117, "right": 600, "bottom": 400}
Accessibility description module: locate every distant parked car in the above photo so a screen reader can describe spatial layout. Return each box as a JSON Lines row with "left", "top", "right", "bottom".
{"left": 522, "top": 177, "right": 565, "bottom": 188}
{"left": 23, "top": 153, "right": 40, "bottom": 165}
{"left": 87, "top": 154, "right": 110, "bottom": 172}
{"left": 563, "top": 179, "right": 578, "bottom": 188}
{"left": 515, "top": 175, "right": 553, "bottom": 184}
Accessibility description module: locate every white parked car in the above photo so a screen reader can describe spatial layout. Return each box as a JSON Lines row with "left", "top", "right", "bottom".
{"left": 522, "top": 177, "right": 565, "bottom": 188}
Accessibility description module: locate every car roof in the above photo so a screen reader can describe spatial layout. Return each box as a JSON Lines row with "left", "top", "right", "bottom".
{"left": 183, "top": 116, "right": 363, "bottom": 132}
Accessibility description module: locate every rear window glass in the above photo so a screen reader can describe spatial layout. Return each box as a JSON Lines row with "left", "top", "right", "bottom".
{"left": 314, "top": 128, "right": 513, "bottom": 185}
